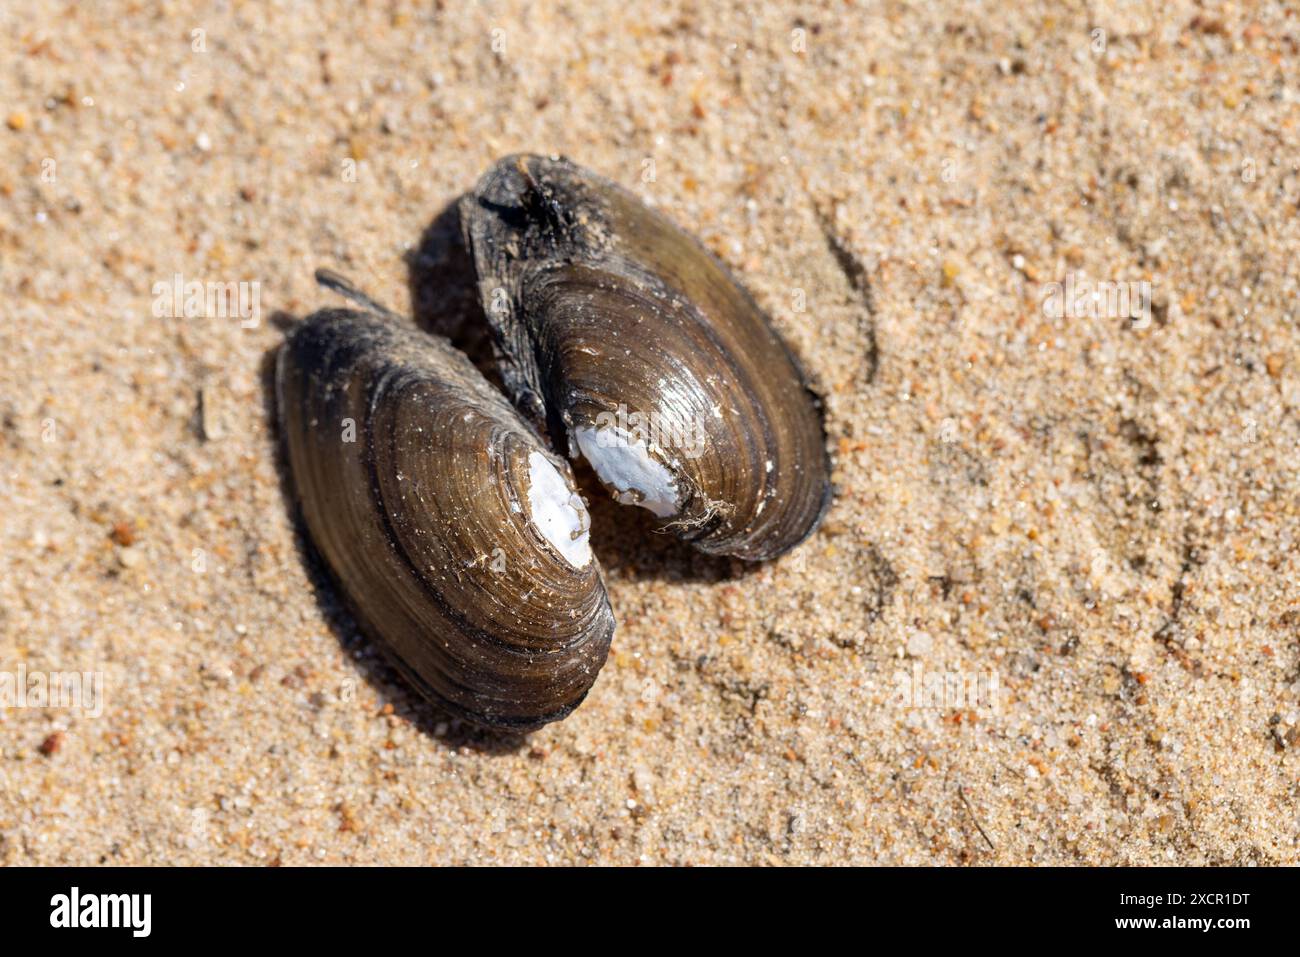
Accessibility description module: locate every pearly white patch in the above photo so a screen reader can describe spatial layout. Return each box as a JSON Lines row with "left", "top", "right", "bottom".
{"left": 573, "top": 425, "right": 679, "bottom": 518}
{"left": 526, "top": 452, "right": 592, "bottom": 567}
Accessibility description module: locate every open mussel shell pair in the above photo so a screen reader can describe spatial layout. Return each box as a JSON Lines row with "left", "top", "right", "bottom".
{"left": 277, "top": 155, "right": 831, "bottom": 730}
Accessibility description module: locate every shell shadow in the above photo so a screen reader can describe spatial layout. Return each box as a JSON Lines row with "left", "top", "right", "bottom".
{"left": 576, "top": 464, "right": 762, "bottom": 586}
{"left": 258, "top": 324, "right": 528, "bottom": 755}
{"left": 404, "top": 199, "right": 758, "bottom": 587}
{"left": 404, "top": 200, "right": 501, "bottom": 389}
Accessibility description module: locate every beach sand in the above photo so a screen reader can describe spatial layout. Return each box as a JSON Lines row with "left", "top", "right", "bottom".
{"left": 1, "top": 0, "right": 1297, "bottom": 864}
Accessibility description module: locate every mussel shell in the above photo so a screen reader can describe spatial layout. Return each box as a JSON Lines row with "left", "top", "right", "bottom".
{"left": 276, "top": 309, "right": 614, "bottom": 730}
{"left": 460, "top": 154, "right": 832, "bottom": 561}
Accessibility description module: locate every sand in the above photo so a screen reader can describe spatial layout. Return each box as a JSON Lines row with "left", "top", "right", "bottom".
{"left": 1, "top": 0, "right": 1297, "bottom": 865}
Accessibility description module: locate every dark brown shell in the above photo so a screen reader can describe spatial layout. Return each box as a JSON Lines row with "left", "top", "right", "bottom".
{"left": 276, "top": 309, "right": 614, "bottom": 730}
{"left": 460, "top": 154, "right": 831, "bottom": 560}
